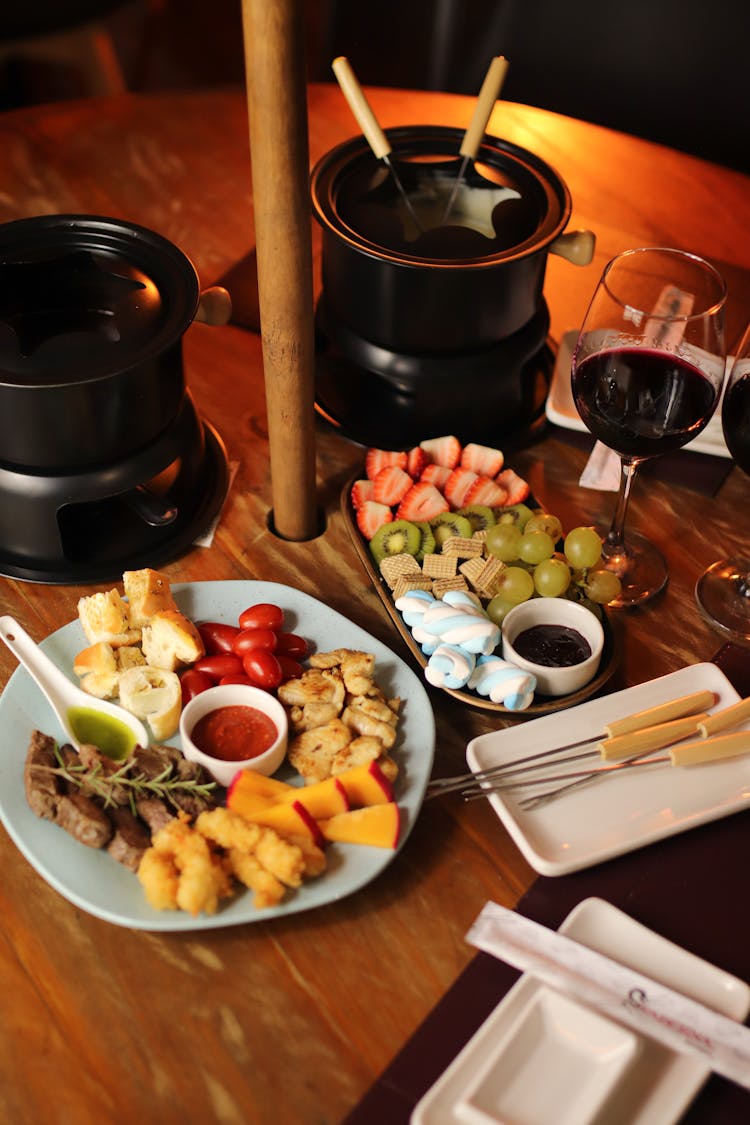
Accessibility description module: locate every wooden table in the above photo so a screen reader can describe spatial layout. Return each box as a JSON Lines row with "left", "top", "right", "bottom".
{"left": 1, "top": 84, "right": 750, "bottom": 1124}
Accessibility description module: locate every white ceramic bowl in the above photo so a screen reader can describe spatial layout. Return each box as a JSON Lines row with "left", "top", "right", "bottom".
{"left": 179, "top": 683, "right": 288, "bottom": 787}
{"left": 501, "top": 598, "right": 605, "bottom": 697}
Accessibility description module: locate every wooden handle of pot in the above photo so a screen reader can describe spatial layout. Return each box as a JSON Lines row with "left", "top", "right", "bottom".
{"left": 241, "top": 0, "right": 318, "bottom": 541}
{"left": 332, "top": 56, "right": 391, "bottom": 160}
{"left": 195, "top": 286, "right": 232, "bottom": 326}
{"left": 549, "top": 229, "right": 596, "bottom": 266}
{"left": 460, "top": 56, "right": 509, "bottom": 160}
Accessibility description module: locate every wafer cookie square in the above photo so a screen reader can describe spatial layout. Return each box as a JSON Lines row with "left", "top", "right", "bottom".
{"left": 474, "top": 556, "right": 505, "bottom": 597}
{"left": 422, "top": 553, "right": 458, "bottom": 578}
{"left": 432, "top": 576, "right": 469, "bottom": 597}
{"left": 459, "top": 556, "right": 487, "bottom": 589}
{"left": 441, "top": 535, "right": 484, "bottom": 558}
{"left": 379, "top": 553, "right": 421, "bottom": 588}
{"left": 391, "top": 575, "right": 434, "bottom": 601}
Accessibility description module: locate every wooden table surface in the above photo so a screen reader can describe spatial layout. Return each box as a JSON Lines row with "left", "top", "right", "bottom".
{"left": 1, "top": 84, "right": 750, "bottom": 1124}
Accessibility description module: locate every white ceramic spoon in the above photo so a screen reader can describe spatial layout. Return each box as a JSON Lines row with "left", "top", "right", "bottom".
{"left": 0, "top": 615, "right": 149, "bottom": 757}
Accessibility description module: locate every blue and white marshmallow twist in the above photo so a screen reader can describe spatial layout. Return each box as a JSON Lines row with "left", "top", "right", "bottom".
{"left": 468, "top": 654, "right": 537, "bottom": 711}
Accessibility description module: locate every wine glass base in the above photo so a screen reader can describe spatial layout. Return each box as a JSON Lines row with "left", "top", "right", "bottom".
{"left": 695, "top": 558, "right": 750, "bottom": 644}
{"left": 600, "top": 531, "right": 668, "bottom": 609}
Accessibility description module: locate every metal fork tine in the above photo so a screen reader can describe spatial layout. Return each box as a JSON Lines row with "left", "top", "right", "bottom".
{"left": 459, "top": 754, "right": 667, "bottom": 804}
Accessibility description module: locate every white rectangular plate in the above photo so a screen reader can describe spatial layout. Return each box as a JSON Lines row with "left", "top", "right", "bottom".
{"left": 546, "top": 331, "right": 730, "bottom": 459}
{"left": 412, "top": 897, "right": 750, "bottom": 1125}
{"left": 466, "top": 663, "right": 746, "bottom": 876}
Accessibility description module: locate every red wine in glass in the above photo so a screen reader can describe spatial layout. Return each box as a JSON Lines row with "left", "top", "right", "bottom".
{"left": 571, "top": 247, "right": 726, "bottom": 608}
{"left": 722, "top": 372, "right": 750, "bottom": 472}
{"left": 573, "top": 347, "right": 719, "bottom": 458}
{"left": 696, "top": 331, "right": 750, "bottom": 640}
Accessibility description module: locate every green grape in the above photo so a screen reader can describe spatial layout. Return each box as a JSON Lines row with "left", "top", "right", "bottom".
{"left": 496, "top": 566, "right": 535, "bottom": 606}
{"left": 533, "top": 558, "right": 572, "bottom": 597}
{"left": 497, "top": 503, "right": 534, "bottom": 531}
{"left": 518, "top": 529, "right": 555, "bottom": 565}
{"left": 584, "top": 567, "right": 622, "bottom": 604}
{"left": 525, "top": 513, "right": 563, "bottom": 541}
{"left": 486, "top": 596, "right": 515, "bottom": 624}
{"left": 564, "top": 526, "right": 603, "bottom": 570}
{"left": 485, "top": 522, "right": 522, "bottom": 562}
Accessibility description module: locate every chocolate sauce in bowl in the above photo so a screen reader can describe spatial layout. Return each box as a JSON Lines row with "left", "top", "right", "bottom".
{"left": 513, "top": 624, "right": 591, "bottom": 667}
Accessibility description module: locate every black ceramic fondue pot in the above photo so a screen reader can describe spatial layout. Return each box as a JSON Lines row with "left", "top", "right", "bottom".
{"left": 311, "top": 125, "right": 594, "bottom": 357}
{"left": 0, "top": 214, "right": 230, "bottom": 471}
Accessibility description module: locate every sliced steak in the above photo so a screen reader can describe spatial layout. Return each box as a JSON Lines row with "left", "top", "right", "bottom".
{"left": 55, "top": 792, "right": 113, "bottom": 849}
{"left": 107, "top": 808, "right": 151, "bottom": 870}
{"left": 24, "top": 731, "right": 63, "bottom": 820}
{"left": 77, "top": 742, "right": 130, "bottom": 805}
{"left": 135, "top": 796, "right": 175, "bottom": 834}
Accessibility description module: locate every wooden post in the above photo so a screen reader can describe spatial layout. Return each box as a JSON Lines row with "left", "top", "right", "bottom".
{"left": 241, "top": 0, "right": 318, "bottom": 541}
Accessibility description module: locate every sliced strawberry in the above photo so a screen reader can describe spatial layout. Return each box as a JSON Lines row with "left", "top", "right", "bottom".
{"left": 460, "top": 442, "right": 505, "bottom": 477}
{"left": 443, "top": 468, "right": 478, "bottom": 509}
{"left": 406, "top": 445, "right": 428, "bottom": 478}
{"left": 495, "top": 468, "right": 531, "bottom": 505}
{"left": 364, "top": 448, "right": 408, "bottom": 481}
{"left": 463, "top": 475, "right": 508, "bottom": 507}
{"left": 356, "top": 500, "right": 393, "bottom": 539}
{"left": 372, "top": 465, "right": 412, "bottom": 506}
{"left": 350, "top": 479, "right": 374, "bottom": 510}
{"left": 419, "top": 435, "right": 462, "bottom": 470}
{"left": 420, "top": 463, "right": 452, "bottom": 490}
{"left": 396, "top": 482, "right": 450, "bottom": 522}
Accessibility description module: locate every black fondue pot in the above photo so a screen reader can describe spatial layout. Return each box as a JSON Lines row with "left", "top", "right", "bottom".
{"left": 0, "top": 213, "right": 230, "bottom": 470}
{"left": 311, "top": 125, "right": 594, "bottom": 357}
{"left": 0, "top": 214, "right": 231, "bottom": 583}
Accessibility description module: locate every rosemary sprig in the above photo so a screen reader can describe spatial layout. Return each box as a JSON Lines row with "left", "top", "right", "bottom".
{"left": 33, "top": 746, "right": 217, "bottom": 813}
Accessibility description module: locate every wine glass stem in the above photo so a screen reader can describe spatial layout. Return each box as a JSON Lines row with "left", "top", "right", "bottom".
{"left": 606, "top": 458, "right": 640, "bottom": 552}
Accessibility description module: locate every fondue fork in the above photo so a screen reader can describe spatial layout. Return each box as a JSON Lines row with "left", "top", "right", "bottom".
{"left": 442, "top": 55, "right": 509, "bottom": 223}
{"left": 425, "top": 689, "right": 715, "bottom": 799}
{"left": 332, "top": 56, "right": 423, "bottom": 233}
{"left": 459, "top": 699, "right": 750, "bottom": 809}
{"left": 443, "top": 711, "right": 710, "bottom": 801}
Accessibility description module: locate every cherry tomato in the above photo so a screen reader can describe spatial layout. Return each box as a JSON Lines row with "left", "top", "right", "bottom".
{"left": 218, "top": 673, "right": 256, "bottom": 687}
{"left": 277, "top": 654, "right": 304, "bottom": 683}
{"left": 242, "top": 648, "right": 283, "bottom": 689}
{"left": 275, "top": 632, "right": 308, "bottom": 659}
{"left": 193, "top": 653, "right": 245, "bottom": 681}
{"left": 232, "top": 627, "right": 278, "bottom": 655}
{"left": 180, "top": 668, "right": 213, "bottom": 705}
{"left": 198, "top": 621, "right": 240, "bottom": 654}
{"left": 238, "top": 603, "right": 284, "bottom": 632}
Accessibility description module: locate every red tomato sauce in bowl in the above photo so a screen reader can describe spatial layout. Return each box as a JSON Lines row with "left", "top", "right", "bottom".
{"left": 191, "top": 704, "right": 278, "bottom": 762}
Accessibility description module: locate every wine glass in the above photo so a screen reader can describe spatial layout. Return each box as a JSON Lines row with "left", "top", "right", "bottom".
{"left": 571, "top": 247, "right": 727, "bottom": 608}
{"left": 696, "top": 322, "right": 750, "bottom": 640}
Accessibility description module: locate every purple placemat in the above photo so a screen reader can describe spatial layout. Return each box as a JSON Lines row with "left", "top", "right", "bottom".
{"left": 344, "top": 643, "right": 750, "bottom": 1125}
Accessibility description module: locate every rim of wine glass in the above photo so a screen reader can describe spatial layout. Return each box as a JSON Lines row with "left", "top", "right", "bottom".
{"left": 600, "top": 246, "right": 728, "bottom": 321}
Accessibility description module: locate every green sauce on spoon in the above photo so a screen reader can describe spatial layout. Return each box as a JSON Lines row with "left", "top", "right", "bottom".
{"left": 67, "top": 706, "right": 138, "bottom": 761}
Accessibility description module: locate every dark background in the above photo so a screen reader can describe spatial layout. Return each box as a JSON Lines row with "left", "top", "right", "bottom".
{"left": 1, "top": 0, "right": 748, "bottom": 174}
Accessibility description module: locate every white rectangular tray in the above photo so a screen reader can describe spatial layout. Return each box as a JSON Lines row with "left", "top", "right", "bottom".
{"left": 466, "top": 663, "right": 746, "bottom": 876}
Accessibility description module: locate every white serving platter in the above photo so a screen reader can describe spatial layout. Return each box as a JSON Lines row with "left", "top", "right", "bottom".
{"left": 0, "top": 581, "right": 435, "bottom": 931}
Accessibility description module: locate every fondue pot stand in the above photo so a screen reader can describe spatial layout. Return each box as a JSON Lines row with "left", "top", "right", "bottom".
{"left": 0, "top": 214, "right": 230, "bottom": 583}
{"left": 311, "top": 126, "right": 594, "bottom": 447}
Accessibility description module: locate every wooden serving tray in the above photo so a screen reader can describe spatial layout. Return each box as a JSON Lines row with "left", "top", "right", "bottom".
{"left": 341, "top": 478, "right": 621, "bottom": 717}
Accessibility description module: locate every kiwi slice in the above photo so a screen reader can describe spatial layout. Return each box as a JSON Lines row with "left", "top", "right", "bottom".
{"left": 456, "top": 504, "right": 496, "bottom": 533}
{"left": 496, "top": 502, "right": 533, "bottom": 531}
{"left": 414, "top": 521, "right": 436, "bottom": 563}
{"left": 369, "top": 518, "right": 422, "bottom": 564}
{"left": 430, "top": 511, "right": 473, "bottom": 547}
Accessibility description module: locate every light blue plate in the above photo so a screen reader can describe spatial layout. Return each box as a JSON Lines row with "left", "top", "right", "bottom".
{"left": 0, "top": 581, "right": 435, "bottom": 930}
